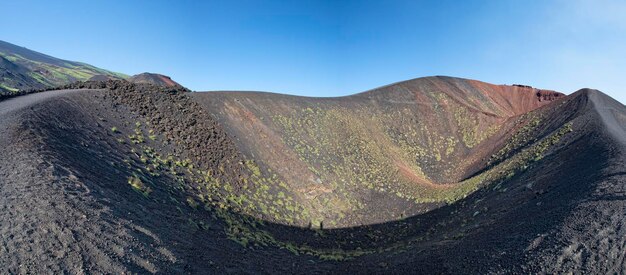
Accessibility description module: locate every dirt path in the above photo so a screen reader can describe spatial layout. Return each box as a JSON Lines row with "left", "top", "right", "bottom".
{"left": 0, "top": 89, "right": 84, "bottom": 116}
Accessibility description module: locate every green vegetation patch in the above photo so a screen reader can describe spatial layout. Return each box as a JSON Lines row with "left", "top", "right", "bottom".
{"left": 0, "top": 83, "right": 19, "bottom": 92}
{"left": 454, "top": 105, "right": 500, "bottom": 148}
{"left": 128, "top": 175, "right": 152, "bottom": 197}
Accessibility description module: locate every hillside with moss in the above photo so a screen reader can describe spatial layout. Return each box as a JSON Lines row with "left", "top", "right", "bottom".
{"left": 0, "top": 40, "right": 126, "bottom": 94}
{"left": 192, "top": 77, "right": 566, "bottom": 228}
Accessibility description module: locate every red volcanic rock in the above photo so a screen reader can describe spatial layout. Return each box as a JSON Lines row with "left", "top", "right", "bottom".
{"left": 465, "top": 79, "right": 565, "bottom": 117}
{"left": 355, "top": 76, "right": 565, "bottom": 118}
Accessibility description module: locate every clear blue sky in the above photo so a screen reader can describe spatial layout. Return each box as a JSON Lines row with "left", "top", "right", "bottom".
{"left": 1, "top": 0, "right": 625, "bottom": 103}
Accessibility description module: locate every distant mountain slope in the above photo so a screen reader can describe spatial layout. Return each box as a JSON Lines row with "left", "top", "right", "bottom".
{"left": 87, "top": 74, "right": 125, "bottom": 82}
{"left": 0, "top": 40, "right": 127, "bottom": 93}
{"left": 128, "top": 72, "right": 182, "bottom": 87}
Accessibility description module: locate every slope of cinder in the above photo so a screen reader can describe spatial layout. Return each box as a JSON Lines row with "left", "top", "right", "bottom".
{"left": 0, "top": 82, "right": 623, "bottom": 274}
{"left": 370, "top": 89, "right": 626, "bottom": 274}
{"left": 0, "top": 90, "right": 203, "bottom": 273}
{"left": 0, "top": 88, "right": 306, "bottom": 274}
{"left": 0, "top": 85, "right": 407, "bottom": 273}
{"left": 191, "top": 76, "right": 564, "bottom": 227}
{"left": 300, "top": 90, "right": 626, "bottom": 274}
{"left": 520, "top": 89, "right": 626, "bottom": 273}
{"left": 355, "top": 76, "right": 563, "bottom": 117}
{"left": 267, "top": 88, "right": 622, "bottom": 273}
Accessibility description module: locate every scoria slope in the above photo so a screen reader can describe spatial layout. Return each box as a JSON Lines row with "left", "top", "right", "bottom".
{"left": 0, "top": 78, "right": 624, "bottom": 274}
{"left": 192, "top": 76, "right": 565, "bottom": 227}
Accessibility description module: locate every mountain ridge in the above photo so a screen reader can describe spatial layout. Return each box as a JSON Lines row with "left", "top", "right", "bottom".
{"left": 0, "top": 40, "right": 126, "bottom": 93}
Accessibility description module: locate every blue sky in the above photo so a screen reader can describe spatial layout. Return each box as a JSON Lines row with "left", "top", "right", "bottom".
{"left": 1, "top": 0, "right": 625, "bottom": 103}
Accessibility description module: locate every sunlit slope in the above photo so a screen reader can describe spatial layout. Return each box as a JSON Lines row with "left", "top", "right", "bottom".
{"left": 192, "top": 76, "right": 566, "bottom": 227}
{"left": 0, "top": 40, "right": 126, "bottom": 93}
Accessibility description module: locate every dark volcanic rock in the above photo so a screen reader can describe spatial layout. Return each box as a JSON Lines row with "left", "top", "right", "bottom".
{"left": 0, "top": 77, "right": 624, "bottom": 274}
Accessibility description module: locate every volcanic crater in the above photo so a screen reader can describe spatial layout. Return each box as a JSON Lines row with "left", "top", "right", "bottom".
{"left": 0, "top": 76, "right": 624, "bottom": 274}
